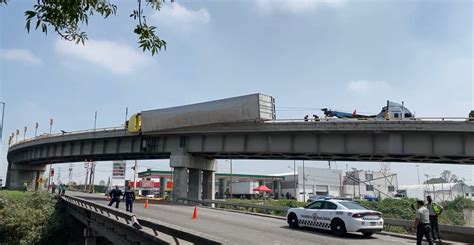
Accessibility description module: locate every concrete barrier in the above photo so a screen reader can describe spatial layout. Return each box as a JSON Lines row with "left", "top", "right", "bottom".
{"left": 63, "top": 195, "right": 228, "bottom": 244}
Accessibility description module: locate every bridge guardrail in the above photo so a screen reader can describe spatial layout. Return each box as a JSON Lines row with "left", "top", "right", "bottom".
{"left": 62, "top": 195, "right": 227, "bottom": 244}
{"left": 269, "top": 117, "right": 473, "bottom": 123}
{"left": 177, "top": 198, "right": 474, "bottom": 243}
{"left": 9, "top": 125, "right": 126, "bottom": 146}
{"left": 10, "top": 116, "right": 473, "bottom": 147}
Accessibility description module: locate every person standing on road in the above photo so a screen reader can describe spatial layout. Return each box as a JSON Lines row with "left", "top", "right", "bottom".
{"left": 123, "top": 186, "right": 136, "bottom": 213}
{"left": 427, "top": 195, "right": 443, "bottom": 241}
{"left": 108, "top": 186, "right": 123, "bottom": 209}
{"left": 51, "top": 182, "right": 56, "bottom": 195}
{"left": 58, "top": 183, "right": 63, "bottom": 196}
{"left": 414, "top": 200, "right": 433, "bottom": 245}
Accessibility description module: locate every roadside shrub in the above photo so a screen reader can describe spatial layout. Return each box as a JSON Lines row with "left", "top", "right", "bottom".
{"left": 0, "top": 191, "right": 66, "bottom": 245}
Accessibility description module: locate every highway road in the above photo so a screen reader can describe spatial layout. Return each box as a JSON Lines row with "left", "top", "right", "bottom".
{"left": 71, "top": 192, "right": 417, "bottom": 245}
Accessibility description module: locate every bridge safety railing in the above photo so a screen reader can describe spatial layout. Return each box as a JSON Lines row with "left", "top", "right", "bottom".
{"left": 268, "top": 117, "right": 473, "bottom": 123}
{"left": 9, "top": 116, "right": 473, "bottom": 147}
{"left": 10, "top": 125, "right": 125, "bottom": 147}
{"left": 177, "top": 198, "right": 474, "bottom": 243}
{"left": 62, "top": 195, "right": 227, "bottom": 245}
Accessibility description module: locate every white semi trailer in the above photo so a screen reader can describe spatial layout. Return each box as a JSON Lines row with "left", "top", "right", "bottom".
{"left": 128, "top": 93, "right": 276, "bottom": 133}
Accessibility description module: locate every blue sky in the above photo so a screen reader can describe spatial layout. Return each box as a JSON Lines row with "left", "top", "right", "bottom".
{"left": 0, "top": 0, "right": 472, "bottom": 186}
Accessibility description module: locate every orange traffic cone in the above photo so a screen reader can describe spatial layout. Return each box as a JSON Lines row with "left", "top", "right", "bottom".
{"left": 144, "top": 198, "right": 149, "bottom": 209}
{"left": 192, "top": 206, "right": 198, "bottom": 220}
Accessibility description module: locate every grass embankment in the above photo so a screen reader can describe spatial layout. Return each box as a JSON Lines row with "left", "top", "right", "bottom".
{"left": 0, "top": 190, "right": 66, "bottom": 245}
{"left": 220, "top": 197, "right": 474, "bottom": 233}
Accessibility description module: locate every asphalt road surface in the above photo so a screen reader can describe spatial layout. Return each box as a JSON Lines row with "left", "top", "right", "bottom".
{"left": 71, "top": 192, "right": 418, "bottom": 245}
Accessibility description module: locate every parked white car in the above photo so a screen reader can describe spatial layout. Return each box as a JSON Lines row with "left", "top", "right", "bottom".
{"left": 286, "top": 199, "right": 383, "bottom": 237}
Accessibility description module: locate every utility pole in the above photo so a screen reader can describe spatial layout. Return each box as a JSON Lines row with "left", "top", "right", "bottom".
{"left": 68, "top": 164, "right": 73, "bottom": 185}
{"left": 302, "top": 160, "right": 306, "bottom": 201}
{"left": 293, "top": 160, "right": 296, "bottom": 199}
{"left": 230, "top": 159, "right": 233, "bottom": 198}
{"left": 91, "top": 162, "right": 96, "bottom": 193}
{"left": 133, "top": 160, "right": 138, "bottom": 192}
{"left": 0, "top": 102, "right": 5, "bottom": 140}
{"left": 88, "top": 162, "right": 95, "bottom": 193}
{"left": 84, "top": 161, "right": 89, "bottom": 192}
{"left": 47, "top": 163, "right": 52, "bottom": 191}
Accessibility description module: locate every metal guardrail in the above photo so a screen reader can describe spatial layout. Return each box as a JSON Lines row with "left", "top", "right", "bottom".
{"left": 177, "top": 197, "right": 289, "bottom": 212}
{"left": 270, "top": 117, "right": 474, "bottom": 123}
{"left": 10, "top": 126, "right": 125, "bottom": 146}
{"left": 62, "top": 195, "right": 226, "bottom": 244}
{"left": 10, "top": 116, "right": 473, "bottom": 146}
{"left": 177, "top": 198, "right": 474, "bottom": 243}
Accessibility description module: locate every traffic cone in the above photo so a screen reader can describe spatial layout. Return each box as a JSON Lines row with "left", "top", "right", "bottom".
{"left": 192, "top": 206, "right": 198, "bottom": 220}
{"left": 144, "top": 198, "right": 149, "bottom": 209}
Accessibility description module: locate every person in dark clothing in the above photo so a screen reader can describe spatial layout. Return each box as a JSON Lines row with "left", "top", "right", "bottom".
{"left": 108, "top": 186, "right": 123, "bottom": 209}
{"left": 51, "top": 182, "right": 56, "bottom": 195}
{"left": 123, "top": 186, "right": 136, "bottom": 213}
{"left": 414, "top": 200, "right": 433, "bottom": 245}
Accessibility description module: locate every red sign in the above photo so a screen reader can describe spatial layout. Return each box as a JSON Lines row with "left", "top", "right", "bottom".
{"left": 140, "top": 180, "right": 154, "bottom": 188}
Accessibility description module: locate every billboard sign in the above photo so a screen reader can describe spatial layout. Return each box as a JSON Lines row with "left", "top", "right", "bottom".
{"left": 112, "top": 162, "right": 126, "bottom": 179}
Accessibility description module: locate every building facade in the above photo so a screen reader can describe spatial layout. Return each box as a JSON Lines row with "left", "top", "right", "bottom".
{"left": 342, "top": 170, "right": 398, "bottom": 199}
{"left": 279, "top": 167, "right": 343, "bottom": 202}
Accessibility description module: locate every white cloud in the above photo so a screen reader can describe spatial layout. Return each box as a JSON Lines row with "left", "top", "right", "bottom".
{"left": 55, "top": 39, "right": 153, "bottom": 74}
{"left": 0, "top": 48, "right": 41, "bottom": 64}
{"left": 256, "top": 0, "right": 346, "bottom": 14}
{"left": 151, "top": 2, "right": 210, "bottom": 29}
{"left": 346, "top": 80, "right": 391, "bottom": 94}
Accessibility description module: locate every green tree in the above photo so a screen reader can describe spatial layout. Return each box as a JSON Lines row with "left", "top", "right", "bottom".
{"left": 0, "top": 0, "right": 169, "bottom": 56}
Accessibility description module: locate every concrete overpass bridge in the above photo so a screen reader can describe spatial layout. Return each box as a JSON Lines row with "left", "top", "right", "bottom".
{"left": 6, "top": 119, "right": 474, "bottom": 200}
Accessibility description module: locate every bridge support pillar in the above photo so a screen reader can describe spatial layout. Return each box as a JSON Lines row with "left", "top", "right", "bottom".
{"left": 273, "top": 180, "right": 281, "bottom": 199}
{"left": 218, "top": 178, "right": 227, "bottom": 199}
{"left": 172, "top": 167, "right": 188, "bottom": 200}
{"left": 159, "top": 177, "right": 168, "bottom": 198}
{"left": 202, "top": 170, "right": 215, "bottom": 200}
{"left": 170, "top": 150, "right": 216, "bottom": 201}
{"left": 6, "top": 162, "right": 46, "bottom": 190}
{"left": 188, "top": 169, "right": 203, "bottom": 200}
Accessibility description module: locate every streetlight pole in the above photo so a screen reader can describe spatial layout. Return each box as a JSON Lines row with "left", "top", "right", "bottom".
{"left": 225, "top": 159, "right": 233, "bottom": 198}
{"left": 94, "top": 111, "right": 98, "bottom": 131}
{"left": 49, "top": 119, "right": 53, "bottom": 135}
{"left": 34, "top": 122, "right": 38, "bottom": 137}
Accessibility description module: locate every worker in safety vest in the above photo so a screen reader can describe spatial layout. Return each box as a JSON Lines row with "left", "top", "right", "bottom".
{"left": 426, "top": 196, "right": 443, "bottom": 241}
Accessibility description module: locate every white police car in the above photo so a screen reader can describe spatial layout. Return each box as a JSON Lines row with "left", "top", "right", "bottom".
{"left": 287, "top": 199, "right": 383, "bottom": 237}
